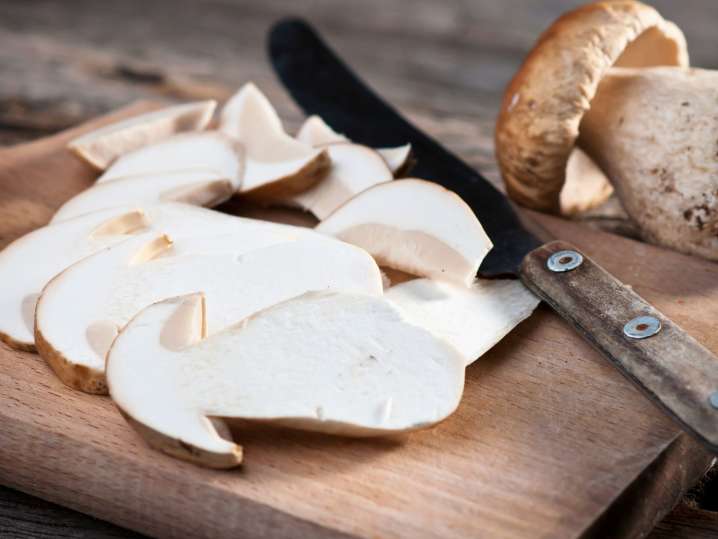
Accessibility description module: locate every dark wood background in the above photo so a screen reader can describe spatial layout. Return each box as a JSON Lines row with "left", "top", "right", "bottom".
{"left": 1, "top": 1, "right": 716, "bottom": 537}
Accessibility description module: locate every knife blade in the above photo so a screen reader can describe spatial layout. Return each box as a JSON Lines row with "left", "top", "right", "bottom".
{"left": 268, "top": 18, "right": 539, "bottom": 278}
{"left": 268, "top": 18, "right": 718, "bottom": 453}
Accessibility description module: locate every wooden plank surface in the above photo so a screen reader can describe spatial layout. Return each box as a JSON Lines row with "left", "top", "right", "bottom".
{"left": 0, "top": 485, "right": 144, "bottom": 539}
{"left": 0, "top": 104, "right": 716, "bottom": 539}
{"left": 2, "top": 1, "right": 718, "bottom": 537}
{"left": 648, "top": 504, "right": 718, "bottom": 539}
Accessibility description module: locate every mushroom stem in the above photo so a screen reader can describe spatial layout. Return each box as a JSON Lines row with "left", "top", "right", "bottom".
{"left": 579, "top": 66, "right": 718, "bottom": 260}
{"left": 560, "top": 148, "right": 614, "bottom": 216}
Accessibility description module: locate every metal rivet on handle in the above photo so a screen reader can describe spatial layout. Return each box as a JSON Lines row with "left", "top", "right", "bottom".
{"left": 623, "top": 316, "right": 661, "bottom": 339}
{"left": 547, "top": 250, "right": 583, "bottom": 272}
{"left": 709, "top": 392, "right": 718, "bottom": 410}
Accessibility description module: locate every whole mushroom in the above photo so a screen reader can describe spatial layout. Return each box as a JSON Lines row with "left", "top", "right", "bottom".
{"left": 495, "top": 1, "right": 718, "bottom": 260}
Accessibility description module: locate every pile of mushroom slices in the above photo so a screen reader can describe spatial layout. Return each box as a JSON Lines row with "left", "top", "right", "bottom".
{"left": 0, "top": 83, "right": 539, "bottom": 468}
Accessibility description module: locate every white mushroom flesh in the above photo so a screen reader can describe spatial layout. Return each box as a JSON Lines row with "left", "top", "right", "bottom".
{"left": 107, "top": 291, "right": 465, "bottom": 466}
{"left": 317, "top": 179, "right": 492, "bottom": 286}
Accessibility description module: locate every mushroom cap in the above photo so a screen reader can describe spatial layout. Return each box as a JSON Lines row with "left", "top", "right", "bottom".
{"left": 579, "top": 66, "right": 718, "bottom": 261}
{"left": 495, "top": 0, "right": 688, "bottom": 213}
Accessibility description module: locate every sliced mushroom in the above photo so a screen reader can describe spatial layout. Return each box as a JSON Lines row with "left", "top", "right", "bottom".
{"left": 51, "top": 170, "right": 235, "bottom": 223}
{"left": 386, "top": 278, "right": 539, "bottom": 366}
{"left": 495, "top": 0, "right": 688, "bottom": 214}
{"left": 316, "top": 179, "right": 492, "bottom": 286}
{"left": 0, "top": 208, "right": 148, "bottom": 351}
{"left": 97, "top": 132, "right": 243, "bottom": 188}
{"left": 288, "top": 143, "right": 393, "bottom": 219}
{"left": 579, "top": 66, "right": 718, "bottom": 260}
{"left": 297, "top": 115, "right": 413, "bottom": 176}
{"left": 377, "top": 144, "right": 413, "bottom": 178}
{"left": 35, "top": 234, "right": 382, "bottom": 394}
{"left": 68, "top": 100, "right": 216, "bottom": 170}
{"left": 296, "top": 115, "right": 348, "bottom": 145}
{"left": 107, "top": 291, "right": 465, "bottom": 468}
{"left": 0, "top": 203, "right": 311, "bottom": 351}
{"left": 219, "top": 84, "right": 329, "bottom": 201}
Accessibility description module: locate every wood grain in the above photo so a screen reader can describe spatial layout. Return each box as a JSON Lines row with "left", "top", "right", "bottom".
{"left": 0, "top": 106, "right": 716, "bottom": 539}
{"left": 585, "top": 435, "right": 716, "bottom": 539}
{"left": 648, "top": 503, "right": 718, "bottom": 539}
{"left": 0, "top": 485, "right": 144, "bottom": 539}
{"left": 521, "top": 240, "right": 718, "bottom": 454}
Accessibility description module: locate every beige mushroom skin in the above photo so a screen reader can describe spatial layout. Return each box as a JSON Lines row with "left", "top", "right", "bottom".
{"left": 560, "top": 148, "right": 614, "bottom": 216}
{"left": 579, "top": 67, "right": 718, "bottom": 260}
{"left": 495, "top": 1, "right": 688, "bottom": 214}
{"left": 68, "top": 101, "right": 216, "bottom": 170}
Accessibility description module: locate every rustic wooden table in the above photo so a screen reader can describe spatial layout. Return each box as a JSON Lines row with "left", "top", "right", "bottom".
{"left": 0, "top": 1, "right": 717, "bottom": 537}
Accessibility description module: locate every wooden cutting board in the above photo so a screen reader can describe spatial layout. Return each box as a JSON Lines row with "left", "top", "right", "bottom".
{"left": 1, "top": 103, "right": 717, "bottom": 539}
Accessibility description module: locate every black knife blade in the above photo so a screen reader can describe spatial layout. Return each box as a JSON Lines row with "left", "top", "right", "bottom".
{"left": 268, "top": 18, "right": 539, "bottom": 278}
{"left": 268, "top": 18, "right": 718, "bottom": 454}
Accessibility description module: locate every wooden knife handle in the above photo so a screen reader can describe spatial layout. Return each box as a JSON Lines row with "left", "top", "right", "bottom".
{"left": 520, "top": 240, "right": 718, "bottom": 453}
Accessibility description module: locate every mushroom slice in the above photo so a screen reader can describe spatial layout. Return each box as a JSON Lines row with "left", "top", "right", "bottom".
{"left": 297, "top": 115, "right": 413, "bottom": 176}
{"left": 219, "top": 84, "right": 329, "bottom": 201}
{"left": 386, "top": 278, "right": 539, "bottom": 366}
{"left": 377, "top": 144, "right": 413, "bottom": 177}
{"left": 35, "top": 234, "right": 382, "bottom": 394}
{"left": 68, "top": 101, "right": 216, "bottom": 170}
{"left": 0, "top": 203, "right": 308, "bottom": 351}
{"left": 52, "top": 169, "right": 235, "bottom": 223}
{"left": 0, "top": 207, "right": 147, "bottom": 351}
{"left": 289, "top": 143, "right": 393, "bottom": 220}
{"left": 107, "top": 291, "right": 465, "bottom": 468}
{"left": 97, "top": 132, "right": 243, "bottom": 188}
{"left": 296, "top": 115, "right": 349, "bottom": 145}
{"left": 317, "top": 179, "right": 492, "bottom": 286}
{"left": 495, "top": 1, "right": 688, "bottom": 214}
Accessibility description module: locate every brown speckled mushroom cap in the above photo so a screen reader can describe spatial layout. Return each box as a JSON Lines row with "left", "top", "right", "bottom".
{"left": 495, "top": 1, "right": 688, "bottom": 214}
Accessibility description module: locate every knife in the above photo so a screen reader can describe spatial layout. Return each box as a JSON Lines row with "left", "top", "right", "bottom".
{"left": 268, "top": 19, "right": 718, "bottom": 453}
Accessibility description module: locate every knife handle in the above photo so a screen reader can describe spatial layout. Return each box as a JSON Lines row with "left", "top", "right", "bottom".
{"left": 520, "top": 240, "right": 718, "bottom": 453}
